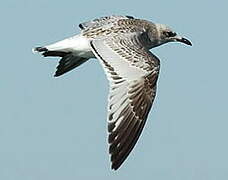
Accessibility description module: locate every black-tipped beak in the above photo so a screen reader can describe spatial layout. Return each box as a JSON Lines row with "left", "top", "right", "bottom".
{"left": 176, "top": 37, "right": 192, "bottom": 46}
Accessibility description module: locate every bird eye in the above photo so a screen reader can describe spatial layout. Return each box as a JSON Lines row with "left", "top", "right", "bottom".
{"left": 164, "top": 31, "right": 177, "bottom": 37}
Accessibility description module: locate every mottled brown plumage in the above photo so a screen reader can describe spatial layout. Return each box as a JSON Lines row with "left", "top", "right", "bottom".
{"left": 34, "top": 15, "right": 192, "bottom": 170}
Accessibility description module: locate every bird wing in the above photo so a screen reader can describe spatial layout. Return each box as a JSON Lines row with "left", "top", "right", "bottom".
{"left": 90, "top": 33, "right": 160, "bottom": 170}
{"left": 79, "top": 15, "right": 134, "bottom": 30}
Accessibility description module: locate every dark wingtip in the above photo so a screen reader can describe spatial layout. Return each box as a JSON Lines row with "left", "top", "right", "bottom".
{"left": 54, "top": 72, "right": 61, "bottom": 77}
{"left": 79, "top": 23, "right": 84, "bottom": 30}
{"left": 111, "top": 165, "right": 118, "bottom": 171}
{"left": 126, "top": 15, "right": 134, "bottom": 19}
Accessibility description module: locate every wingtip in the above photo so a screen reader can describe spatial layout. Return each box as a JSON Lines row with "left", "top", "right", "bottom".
{"left": 79, "top": 23, "right": 84, "bottom": 30}
{"left": 111, "top": 164, "right": 118, "bottom": 171}
{"left": 110, "top": 156, "right": 123, "bottom": 171}
{"left": 111, "top": 162, "right": 121, "bottom": 171}
{"left": 54, "top": 73, "right": 60, "bottom": 77}
{"left": 126, "top": 15, "right": 134, "bottom": 19}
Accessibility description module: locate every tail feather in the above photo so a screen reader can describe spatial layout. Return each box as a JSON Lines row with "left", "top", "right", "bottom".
{"left": 33, "top": 47, "right": 68, "bottom": 57}
{"left": 33, "top": 46, "right": 89, "bottom": 77}
{"left": 33, "top": 47, "right": 48, "bottom": 52}
{"left": 43, "top": 51, "right": 69, "bottom": 57}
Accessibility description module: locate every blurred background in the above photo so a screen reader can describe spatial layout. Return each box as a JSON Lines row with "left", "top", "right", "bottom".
{"left": 0, "top": 0, "right": 227, "bottom": 179}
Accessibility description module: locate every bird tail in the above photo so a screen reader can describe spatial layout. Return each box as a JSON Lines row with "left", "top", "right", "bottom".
{"left": 33, "top": 46, "right": 89, "bottom": 77}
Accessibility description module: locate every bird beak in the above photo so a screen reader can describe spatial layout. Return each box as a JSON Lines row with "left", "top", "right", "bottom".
{"left": 174, "top": 36, "right": 192, "bottom": 46}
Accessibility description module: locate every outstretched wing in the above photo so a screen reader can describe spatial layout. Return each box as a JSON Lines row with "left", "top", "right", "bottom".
{"left": 90, "top": 33, "right": 160, "bottom": 170}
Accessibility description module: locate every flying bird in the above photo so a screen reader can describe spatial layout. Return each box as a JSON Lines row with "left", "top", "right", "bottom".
{"left": 33, "top": 15, "right": 192, "bottom": 170}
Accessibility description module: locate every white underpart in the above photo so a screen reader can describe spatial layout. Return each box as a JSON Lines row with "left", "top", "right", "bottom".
{"left": 45, "top": 34, "right": 94, "bottom": 58}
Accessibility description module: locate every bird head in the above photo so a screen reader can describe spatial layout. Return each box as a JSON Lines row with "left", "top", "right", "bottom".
{"left": 153, "top": 23, "right": 192, "bottom": 47}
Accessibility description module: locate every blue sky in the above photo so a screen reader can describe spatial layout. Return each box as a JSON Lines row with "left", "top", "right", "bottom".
{"left": 1, "top": 0, "right": 228, "bottom": 179}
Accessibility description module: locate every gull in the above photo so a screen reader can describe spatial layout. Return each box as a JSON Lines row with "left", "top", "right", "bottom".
{"left": 33, "top": 15, "right": 192, "bottom": 170}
